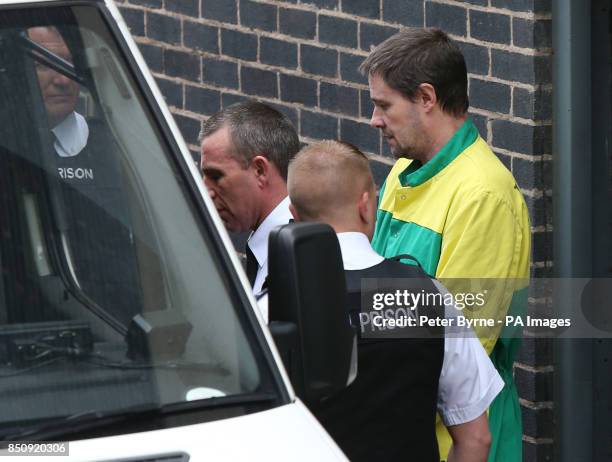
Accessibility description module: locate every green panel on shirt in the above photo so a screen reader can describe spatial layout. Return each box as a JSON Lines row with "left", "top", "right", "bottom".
{"left": 487, "top": 287, "right": 527, "bottom": 462}
{"left": 372, "top": 209, "right": 442, "bottom": 277}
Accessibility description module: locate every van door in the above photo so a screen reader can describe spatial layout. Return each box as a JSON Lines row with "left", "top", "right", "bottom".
{"left": 0, "top": 2, "right": 287, "bottom": 441}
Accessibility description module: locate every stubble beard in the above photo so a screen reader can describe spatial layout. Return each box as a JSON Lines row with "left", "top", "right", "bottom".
{"left": 393, "top": 130, "right": 433, "bottom": 164}
{"left": 390, "top": 140, "right": 423, "bottom": 162}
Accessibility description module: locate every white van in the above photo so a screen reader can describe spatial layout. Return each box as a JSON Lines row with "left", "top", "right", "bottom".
{"left": 0, "top": 1, "right": 352, "bottom": 459}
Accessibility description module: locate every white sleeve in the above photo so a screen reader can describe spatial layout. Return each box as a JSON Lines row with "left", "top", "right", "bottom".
{"left": 432, "top": 281, "right": 505, "bottom": 427}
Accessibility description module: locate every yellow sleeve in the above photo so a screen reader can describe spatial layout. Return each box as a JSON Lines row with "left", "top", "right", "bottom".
{"left": 436, "top": 188, "right": 530, "bottom": 354}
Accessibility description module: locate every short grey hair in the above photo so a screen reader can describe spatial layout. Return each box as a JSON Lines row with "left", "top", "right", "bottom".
{"left": 199, "top": 101, "right": 300, "bottom": 180}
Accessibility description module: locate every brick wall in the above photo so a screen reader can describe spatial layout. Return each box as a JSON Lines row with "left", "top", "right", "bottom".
{"left": 116, "top": 0, "right": 554, "bottom": 459}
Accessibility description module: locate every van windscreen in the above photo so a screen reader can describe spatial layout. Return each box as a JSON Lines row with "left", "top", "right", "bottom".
{"left": 0, "top": 3, "right": 280, "bottom": 440}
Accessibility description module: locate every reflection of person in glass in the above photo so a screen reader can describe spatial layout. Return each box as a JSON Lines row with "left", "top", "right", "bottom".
{"left": 28, "top": 26, "right": 141, "bottom": 324}
{"left": 28, "top": 26, "right": 89, "bottom": 158}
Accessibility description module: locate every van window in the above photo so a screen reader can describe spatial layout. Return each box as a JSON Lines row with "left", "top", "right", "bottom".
{"left": 0, "top": 4, "right": 280, "bottom": 439}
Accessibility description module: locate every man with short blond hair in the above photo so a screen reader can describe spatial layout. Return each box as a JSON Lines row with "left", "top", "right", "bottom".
{"left": 288, "top": 140, "right": 504, "bottom": 462}
{"left": 288, "top": 140, "right": 377, "bottom": 239}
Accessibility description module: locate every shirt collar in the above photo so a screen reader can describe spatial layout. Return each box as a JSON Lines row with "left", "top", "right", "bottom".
{"left": 51, "top": 111, "right": 89, "bottom": 158}
{"left": 399, "top": 118, "right": 478, "bottom": 187}
{"left": 248, "top": 196, "right": 292, "bottom": 268}
{"left": 337, "top": 232, "right": 385, "bottom": 270}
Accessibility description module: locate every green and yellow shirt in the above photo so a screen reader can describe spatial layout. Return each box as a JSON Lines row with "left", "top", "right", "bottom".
{"left": 372, "top": 118, "right": 531, "bottom": 462}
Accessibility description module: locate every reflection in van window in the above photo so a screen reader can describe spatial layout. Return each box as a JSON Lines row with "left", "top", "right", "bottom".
{"left": 28, "top": 25, "right": 142, "bottom": 324}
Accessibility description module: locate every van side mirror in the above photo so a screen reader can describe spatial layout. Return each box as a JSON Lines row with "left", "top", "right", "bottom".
{"left": 267, "top": 223, "right": 355, "bottom": 404}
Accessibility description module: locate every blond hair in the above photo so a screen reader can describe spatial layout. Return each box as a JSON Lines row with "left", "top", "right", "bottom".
{"left": 288, "top": 140, "right": 374, "bottom": 223}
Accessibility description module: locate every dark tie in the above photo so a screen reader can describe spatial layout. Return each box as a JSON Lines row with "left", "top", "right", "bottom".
{"left": 246, "top": 245, "right": 258, "bottom": 287}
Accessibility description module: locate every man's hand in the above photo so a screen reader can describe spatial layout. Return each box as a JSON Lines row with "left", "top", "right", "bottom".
{"left": 446, "top": 412, "right": 491, "bottom": 462}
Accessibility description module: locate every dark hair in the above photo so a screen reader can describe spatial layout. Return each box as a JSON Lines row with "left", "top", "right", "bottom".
{"left": 360, "top": 28, "right": 469, "bottom": 117}
{"left": 199, "top": 101, "right": 300, "bottom": 180}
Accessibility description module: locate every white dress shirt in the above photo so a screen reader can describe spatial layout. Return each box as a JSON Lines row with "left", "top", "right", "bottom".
{"left": 248, "top": 196, "right": 292, "bottom": 318}
{"left": 337, "top": 231, "right": 504, "bottom": 426}
{"left": 51, "top": 111, "right": 89, "bottom": 158}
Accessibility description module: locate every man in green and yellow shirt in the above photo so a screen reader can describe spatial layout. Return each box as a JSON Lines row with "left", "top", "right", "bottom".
{"left": 360, "top": 28, "right": 531, "bottom": 462}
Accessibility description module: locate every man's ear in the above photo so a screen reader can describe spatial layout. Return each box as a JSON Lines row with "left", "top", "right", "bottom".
{"left": 250, "top": 155, "right": 270, "bottom": 186}
{"left": 289, "top": 203, "right": 300, "bottom": 221}
{"left": 417, "top": 83, "right": 437, "bottom": 113}
{"left": 359, "top": 189, "right": 377, "bottom": 240}
{"left": 358, "top": 190, "right": 373, "bottom": 225}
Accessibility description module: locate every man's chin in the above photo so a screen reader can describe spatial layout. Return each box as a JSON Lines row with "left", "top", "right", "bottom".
{"left": 388, "top": 145, "right": 415, "bottom": 160}
{"left": 220, "top": 218, "right": 237, "bottom": 232}
{"left": 220, "top": 217, "right": 246, "bottom": 233}
{"left": 389, "top": 145, "right": 406, "bottom": 159}
{"left": 47, "top": 107, "right": 74, "bottom": 127}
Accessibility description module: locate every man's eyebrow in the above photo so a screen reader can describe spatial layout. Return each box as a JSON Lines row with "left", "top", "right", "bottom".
{"left": 201, "top": 166, "right": 223, "bottom": 176}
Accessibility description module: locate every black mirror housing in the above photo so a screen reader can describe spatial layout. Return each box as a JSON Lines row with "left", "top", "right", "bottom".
{"left": 267, "top": 222, "right": 354, "bottom": 404}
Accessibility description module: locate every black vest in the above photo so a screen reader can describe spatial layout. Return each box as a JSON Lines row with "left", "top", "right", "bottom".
{"left": 311, "top": 259, "right": 445, "bottom": 462}
{"left": 53, "top": 121, "right": 141, "bottom": 324}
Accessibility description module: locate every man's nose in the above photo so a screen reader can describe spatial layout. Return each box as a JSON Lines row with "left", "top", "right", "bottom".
{"left": 369, "top": 107, "right": 384, "bottom": 129}
{"left": 203, "top": 177, "right": 217, "bottom": 198}
{"left": 51, "top": 70, "right": 72, "bottom": 86}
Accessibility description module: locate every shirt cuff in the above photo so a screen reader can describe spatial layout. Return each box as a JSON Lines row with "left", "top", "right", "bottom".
{"left": 438, "top": 371, "right": 505, "bottom": 427}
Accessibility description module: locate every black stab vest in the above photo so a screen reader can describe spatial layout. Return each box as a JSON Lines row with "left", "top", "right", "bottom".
{"left": 311, "top": 259, "right": 445, "bottom": 462}
{"left": 52, "top": 120, "right": 142, "bottom": 324}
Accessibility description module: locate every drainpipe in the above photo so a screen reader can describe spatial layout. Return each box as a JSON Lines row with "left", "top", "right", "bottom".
{"left": 552, "top": 1, "right": 593, "bottom": 461}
